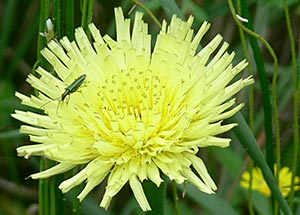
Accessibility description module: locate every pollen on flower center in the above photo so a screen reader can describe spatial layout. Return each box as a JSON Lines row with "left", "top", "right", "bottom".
{"left": 85, "top": 66, "right": 182, "bottom": 160}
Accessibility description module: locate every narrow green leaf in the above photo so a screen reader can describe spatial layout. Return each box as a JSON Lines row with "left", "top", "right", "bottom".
{"left": 226, "top": 112, "right": 293, "bottom": 215}
{"left": 65, "top": 0, "right": 75, "bottom": 40}
{"left": 81, "top": 0, "right": 95, "bottom": 32}
{"left": 239, "top": 0, "right": 275, "bottom": 172}
{"left": 53, "top": 0, "right": 62, "bottom": 39}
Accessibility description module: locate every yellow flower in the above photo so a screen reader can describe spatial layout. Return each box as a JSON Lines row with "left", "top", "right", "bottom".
{"left": 240, "top": 165, "right": 300, "bottom": 197}
{"left": 13, "top": 7, "right": 253, "bottom": 211}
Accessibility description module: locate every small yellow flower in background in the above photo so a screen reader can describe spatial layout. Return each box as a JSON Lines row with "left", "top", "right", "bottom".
{"left": 240, "top": 165, "right": 300, "bottom": 197}
{"left": 13, "top": 7, "right": 253, "bottom": 211}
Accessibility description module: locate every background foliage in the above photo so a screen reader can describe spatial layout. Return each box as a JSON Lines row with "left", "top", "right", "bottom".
{"left": 0, "top": 0, "right": 299, "bottom": 214}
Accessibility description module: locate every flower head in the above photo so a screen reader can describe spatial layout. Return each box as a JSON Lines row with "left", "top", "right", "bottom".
{"left": 240, "top": 165, "right": 300, "bottom": 197}
{"left": 13, "top": 7, "right": 253, "bottom": 211}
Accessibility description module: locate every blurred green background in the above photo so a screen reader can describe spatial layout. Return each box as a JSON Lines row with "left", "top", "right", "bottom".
{"left": 0, "top": 0, "right": 299, "bottom": 214}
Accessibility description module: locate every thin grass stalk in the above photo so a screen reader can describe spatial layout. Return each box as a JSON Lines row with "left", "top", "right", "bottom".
{"left": 227, "top": 0, "right": 275, "bottom": 170}
{"left": 284, "top": 0, "right": 300, "bottom": 210}
{"left": 50, "top": 179, "right": 57, "bottom": 215}
{"left": 71, "top": 167, "right": 82, "bottom": 215}
{"left": 87, "top": 0, "right": 95, "bottom": 26}
{"left": 65, "top": 1, "right": 78, "bottom": 211}
{"left": 236, "top": 1, "right": 255, "bottom": 214}
{"left": 39, "top": 159, "right": 49, "bottom": 215}
{"left": 132, "top": 0, "right": 162, "bottom": 28}
{"left": 38, "top": 0, "right": 50, "bottom": 67}
{"left": 44, "top": 1, "right": 69, "bottom": 213}
{"left": 38, "top": 1, "right": 51, "bottom": 214}
{"left": 72, "top": 188, "right": 81, "bottom": 215}
{"left": 81, "top": 0, "right": 95, "bottom": 32}
{"left": 53, "top": 0, "right": 62, "bottom": 39}
{"left": 171, "top": 181, "right": 182, "bottom": 215}
{"left": 65, "top": 0, "right": 75, "bottom": 40}
{"left": 56, "top": 175, "right": 67, "bottom": 215}
{"left": 80, "top": 0, "right": 86, "bottom": 29}
{"left": 227, "top": 1, "right": 294, "bottom": 213}
{"left": 228, "top": 0, "right": 280, "bottom": 210}
{"left": 268, "top": 6, "right": 281, "bottom": 215}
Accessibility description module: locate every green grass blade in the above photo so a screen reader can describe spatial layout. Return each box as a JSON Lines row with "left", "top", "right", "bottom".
{"left": 284, "top": 0, "right": 300, "bottom": 209}
{"left": 53, "top": 0, "right": 62, "bottom": 39}
{"left": 238, "top": 0, "right": 275, "bottom": 170}
{"left": 65, "top": 0, "right": 75, "bottom": 40}
{"left": 81, "top": 0, "right": 95, "bottom": 31}
{"left": 226, "top": 112, "right": 292, "bottom": 215}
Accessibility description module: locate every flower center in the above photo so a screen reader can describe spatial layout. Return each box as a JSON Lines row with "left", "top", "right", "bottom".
{"left": 88, "top": 68, "right": 174, "bottom": 158}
